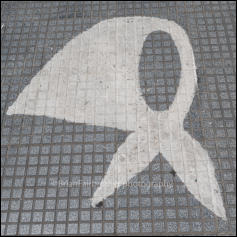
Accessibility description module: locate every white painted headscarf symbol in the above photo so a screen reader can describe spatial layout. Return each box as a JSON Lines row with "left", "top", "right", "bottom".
{"left": 7, "top": 17, "right": 226, "bottom": 220}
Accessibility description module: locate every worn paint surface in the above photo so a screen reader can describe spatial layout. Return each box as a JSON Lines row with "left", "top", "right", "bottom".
{"left": 7, "top": 17, "right": 226, "bottom": 220}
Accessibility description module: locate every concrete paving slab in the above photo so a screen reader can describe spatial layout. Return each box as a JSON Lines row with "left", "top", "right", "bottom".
{"left": 1, "top": 1, "right": 236, "bottom": 236}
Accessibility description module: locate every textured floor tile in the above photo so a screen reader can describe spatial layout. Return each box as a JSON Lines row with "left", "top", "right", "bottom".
{"left": 1, "top": 1, "right": 236, "bottom": 236}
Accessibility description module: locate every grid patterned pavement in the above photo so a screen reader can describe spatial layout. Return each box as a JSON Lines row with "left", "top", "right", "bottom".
{"left": 1, "top": 1, "right": 236, "bottom": 235}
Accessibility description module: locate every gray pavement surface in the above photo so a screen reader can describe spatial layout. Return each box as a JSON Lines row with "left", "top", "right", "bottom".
{"left": 1, "top": 1, "right": 236, "bottom": 236}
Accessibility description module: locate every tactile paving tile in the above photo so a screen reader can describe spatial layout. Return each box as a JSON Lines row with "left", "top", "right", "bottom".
{"left": 1, "top": 1, "right": 236, "bottom": 236}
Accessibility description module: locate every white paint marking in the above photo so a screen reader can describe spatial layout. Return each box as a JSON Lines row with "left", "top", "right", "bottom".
{"left": 6, "top": 17, "right": 226, "bottom": 220}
